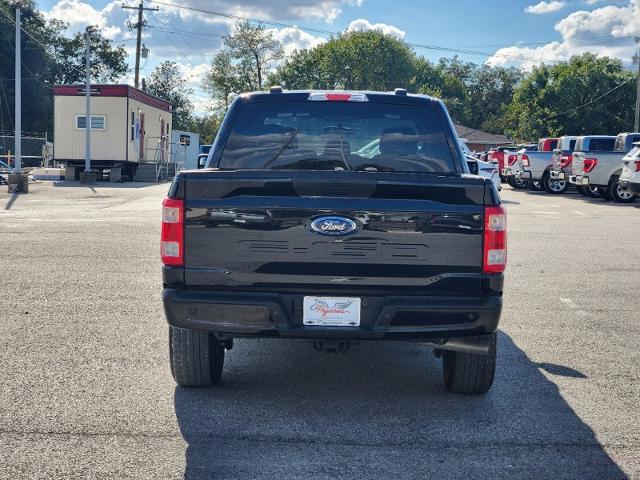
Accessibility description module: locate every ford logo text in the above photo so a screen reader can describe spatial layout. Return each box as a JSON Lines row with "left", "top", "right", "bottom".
{"left": 310, "top": 216, "right": 358, "bottom": 236}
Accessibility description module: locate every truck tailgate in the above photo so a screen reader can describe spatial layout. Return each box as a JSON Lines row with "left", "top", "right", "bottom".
{"left": 182, "top": 171, "right": 487, "bottom": 296}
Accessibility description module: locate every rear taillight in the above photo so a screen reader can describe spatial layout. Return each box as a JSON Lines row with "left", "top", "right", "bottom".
{"left": 583, "top": 158, "right": 598, "bottom": 173}
{"left": 507, "top": 154, "right": 517, "bottom": 166}
{"left": 521, "top": 154, "right": 529, "bottom": 167}
{"left": 161, "top": 197, "right": 184, "bottom": 266}
{"left": 635, "top": 160, "right": 640, "bottom": 172}
{"left": 483, "top": 205, "right": 507, "bottom": 274}
{"left": 560, "top": 155, "right": 572, "bottom": 168}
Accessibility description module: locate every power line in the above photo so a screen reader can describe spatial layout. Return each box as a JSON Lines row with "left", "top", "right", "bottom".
{"left": 145, "top": 0, "right": 593, "bottom": 66}
{"left": 0, "top": 3, "right": 137, "bottom": 83}
{"left": 541, "top": 76, "right": 635, "bottom": 122}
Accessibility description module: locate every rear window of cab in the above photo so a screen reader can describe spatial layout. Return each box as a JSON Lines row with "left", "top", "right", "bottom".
{"left": 216, "top": 100, "right": 457, "bottom": 173}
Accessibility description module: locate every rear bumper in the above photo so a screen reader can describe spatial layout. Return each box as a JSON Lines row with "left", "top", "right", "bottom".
{"left": 516, "top": 170, "right": 532, "bottom": 180}
{"left": 550, "top": 169, "right": 567, "bottom": 180}
{"left": 621, "top": 180, "right": 640, "bottom": 195}
{"left": 163, "top": 288, "right": 502, "bottom": 340}
{"left": 569, "top": 175, "right": 590, "bottom": 186}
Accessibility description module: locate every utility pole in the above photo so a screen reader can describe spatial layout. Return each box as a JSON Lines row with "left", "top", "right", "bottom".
{"left": 80, "top": 26, "right": 97, "bottom": 184}
{"left": 8, "top": 1, "right": 28, "bottom": 193}
{"left": 122, "top": 1, "right": 158, "bottom": 89}
{"left": 634, "top": 37, "right": 640, "bottom": 132}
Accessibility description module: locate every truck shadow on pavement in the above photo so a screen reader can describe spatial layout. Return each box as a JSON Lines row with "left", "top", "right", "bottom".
{"left": 174, "top": 332, "right": 626, "bottom": 479}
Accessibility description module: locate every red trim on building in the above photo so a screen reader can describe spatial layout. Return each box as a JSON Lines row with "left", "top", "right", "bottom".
{"left": 53, "top": 84, "right": 172, "bottom": 112}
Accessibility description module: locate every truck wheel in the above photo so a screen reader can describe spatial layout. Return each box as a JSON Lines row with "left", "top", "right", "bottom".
{"left": 599, "top": 186, "right": 613, "bottom": 201}
{"left": 442, "top": 333, "right": 496, "bottom": 394}
{"left": 542, "top": 172, "right": 568, "bottom": 194}
{"left": 529, "top": 179, "right": 543, "bottom": 191}
{"left": 608, "top": 176, "right": 636, "bottom": 203}
{"left": 582, "top": 185, "right": 600, "bottom": 198}
{"left": 507, "top": 177, "right": 528, "bottom": 189}
{"left": 169, "top": 326, "right": 225, "bottom": 387}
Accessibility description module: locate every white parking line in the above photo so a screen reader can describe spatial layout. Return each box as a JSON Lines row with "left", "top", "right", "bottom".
{"left": 573, "top": 210, "right": 587, "bottom": 216}
{"left": 559, "top": 297, "right": 588, "bottom": 317}
{"left": 559, "top": 298, "right": 578, "bottom": 309}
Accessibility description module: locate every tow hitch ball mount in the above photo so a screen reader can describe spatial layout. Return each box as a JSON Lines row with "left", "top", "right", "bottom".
{"left": 313, "top": 340, "right": 351, "bottom": 353}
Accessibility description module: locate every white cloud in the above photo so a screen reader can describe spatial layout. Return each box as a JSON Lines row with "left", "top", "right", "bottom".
{"left": 271, "top": 27, "right": 326, "bottom": 55}
{"left": 525, "top": 1, "right": 567, "bottom": 14}
{"left": 488, "top": 0, "right": 639, "bottom": 69}
{"left": 45, "top": 0, "right": 123, "bottom": 39}
{"left": 346, "top": 19, "right": 406, "bottom": 39}
{"left": 44, "top": 0, "right": 368, "bottom": 114}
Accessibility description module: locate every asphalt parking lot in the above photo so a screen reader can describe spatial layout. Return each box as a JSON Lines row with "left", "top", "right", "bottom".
{"left": 0, "top": 181, "right": 638, "bottom": 479}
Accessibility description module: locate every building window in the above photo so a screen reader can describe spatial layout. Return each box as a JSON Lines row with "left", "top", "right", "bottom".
{"left": 76, "top": 115, "right": 106, "bottom": 130}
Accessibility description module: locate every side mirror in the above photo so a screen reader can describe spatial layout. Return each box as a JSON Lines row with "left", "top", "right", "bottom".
{"left": 198, "top": 156, "right": 206, "bottom": 168}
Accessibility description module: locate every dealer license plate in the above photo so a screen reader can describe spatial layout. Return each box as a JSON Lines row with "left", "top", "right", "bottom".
{"left": 303, "top": 296, "right": 361, "bottom": 327}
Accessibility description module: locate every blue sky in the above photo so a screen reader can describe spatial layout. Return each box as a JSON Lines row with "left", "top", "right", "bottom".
{"left": 37, "top": 0, "right": 640, "bottom": 111}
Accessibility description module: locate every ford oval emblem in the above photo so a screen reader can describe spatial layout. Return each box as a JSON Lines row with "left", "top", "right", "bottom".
{"left": 310, "top": 216, "right": 357, "bottom": 236}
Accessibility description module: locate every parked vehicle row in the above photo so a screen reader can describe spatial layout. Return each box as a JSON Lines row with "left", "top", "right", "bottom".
{"left": 501, "top": 132, "right": 640, "bottom": 202}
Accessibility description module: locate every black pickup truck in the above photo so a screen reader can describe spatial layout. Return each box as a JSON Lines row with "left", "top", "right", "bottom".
{"left": 161, "top": 89, "right": 506, "bottom": 394}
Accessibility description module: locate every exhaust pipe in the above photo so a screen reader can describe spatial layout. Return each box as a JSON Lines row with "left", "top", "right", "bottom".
{"left": 419, "top": 337, "right": 490, "bottom": 355}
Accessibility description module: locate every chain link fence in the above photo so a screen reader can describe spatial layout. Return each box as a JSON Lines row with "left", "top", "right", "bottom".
{"left": 0, "top": 132, "right": 53, "bottom": 170}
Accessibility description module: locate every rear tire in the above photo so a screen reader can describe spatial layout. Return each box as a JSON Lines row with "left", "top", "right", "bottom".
{"left": 583, "top": 185, "right": 600, "bottom": 198}
{"left": 169, "top": 326, "right": 225, "bottom": 387}
{"left": 442, "top": 333, "right": 496, "bottom": 394}
{"left": 507, "top": 176, "right": 529, "bottom": 189}
{"left": 608, "top": 175, "right": 636, "bottom": 203}
{"left": 542, "top": 172, "right": 568, "bottom": 194}
{"left": 599, "top": 186, "right": 613, "bottom": 201}
{"left": 529, "top": 179, "right": 543, "bottom": 191}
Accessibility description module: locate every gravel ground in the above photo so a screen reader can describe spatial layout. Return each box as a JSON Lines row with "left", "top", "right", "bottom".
{"left": 0, "top": 181, "right": 638, "bottom": 479}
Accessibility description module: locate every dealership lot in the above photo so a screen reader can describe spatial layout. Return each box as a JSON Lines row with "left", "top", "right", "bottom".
{"left": 0, "top": 182, "right": 638, "bottom": 479}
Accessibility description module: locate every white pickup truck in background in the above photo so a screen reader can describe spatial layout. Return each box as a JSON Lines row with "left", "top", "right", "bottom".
{"left": 551, "top": 136, "right": 613, "bottom": 197}
{"left": 514, "top": 137, "right": 559, "bottom": 191}
{"left": 570, "top": 132, "right": 640, "bottom": 203}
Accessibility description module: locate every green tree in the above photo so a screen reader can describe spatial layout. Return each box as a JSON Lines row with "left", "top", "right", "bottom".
{"left": 52, "top": 29, "right": 128, "bottom": 84}
{"left": 224, "top": 21, "right": 283, "bottom": 90}
{"left": 203, "top": 21, "right": 283, "bottom": 112}
{"left": 0, "top": 0, "right": 129, "bottom": 136}
{"left": 186, "top": 114, "right": 221, "bottom": 144}
{"left": 271, "top": 30, "right": 417, "bottom": 91}
{"left": 505, "top": 54, "right": 635, "bottom": 140}
{"left": 414, "top": 57, "right": 469, "bottom": 122}
{"left": 202, "top": 51, "right": 242, "bottom": 112}
{"left": 143, "top": 61, "right": 193, "bottom": 130}
{"left": 0, "top": 0, "right": 63, "bottom": 135}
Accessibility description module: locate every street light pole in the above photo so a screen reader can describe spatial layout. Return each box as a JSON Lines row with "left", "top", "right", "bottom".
{"left": 80, "top": 26, "right": 97, "bottom": 184}
{"left": 85, "top": 26, "right": 91, "bottom": 173}
{"left": 635, "top": 37, "right": 640, "bottom": 132}
{"left": 14, "top": 3, "right": 21, "bottom": 174}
